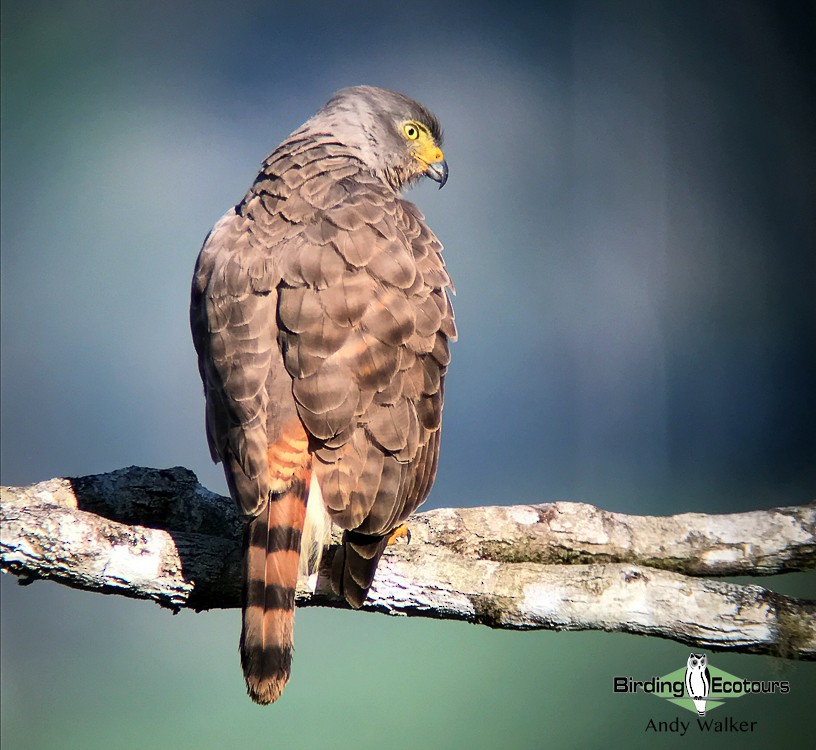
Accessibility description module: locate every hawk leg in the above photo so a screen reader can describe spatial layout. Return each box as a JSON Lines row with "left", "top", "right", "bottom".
{"left": 387, "top": 523, "right": 411, "bottom": 545}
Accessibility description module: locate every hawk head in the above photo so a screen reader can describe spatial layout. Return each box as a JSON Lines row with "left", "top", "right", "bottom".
{"left": 299, "top": 85, "right": 448, "bottom": 191}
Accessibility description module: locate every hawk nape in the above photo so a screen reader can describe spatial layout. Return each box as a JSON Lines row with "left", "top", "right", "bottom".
{"left": 190, "top": 86, "right": 455, "bottom": 704}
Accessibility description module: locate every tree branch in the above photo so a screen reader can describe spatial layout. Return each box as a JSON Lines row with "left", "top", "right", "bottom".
{"left": 2, "top": 466, "right": 814, "bottom": 659}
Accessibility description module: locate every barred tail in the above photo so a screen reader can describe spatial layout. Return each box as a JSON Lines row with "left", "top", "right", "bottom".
{"left": 240, "top": 474, "right": 308, "bottom": 705}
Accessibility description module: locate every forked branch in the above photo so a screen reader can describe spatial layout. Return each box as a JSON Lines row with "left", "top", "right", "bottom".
{"left": 1, "top": 466, "right": 814, "bottom": 658}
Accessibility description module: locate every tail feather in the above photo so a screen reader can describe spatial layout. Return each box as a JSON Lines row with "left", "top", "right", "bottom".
{"left": 240, "top": 475, "right": 308, "bottom": 705}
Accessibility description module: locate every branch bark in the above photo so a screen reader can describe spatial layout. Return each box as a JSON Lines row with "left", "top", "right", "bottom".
{"left": 2, "top": 466, "right": 814, "bottom": 659}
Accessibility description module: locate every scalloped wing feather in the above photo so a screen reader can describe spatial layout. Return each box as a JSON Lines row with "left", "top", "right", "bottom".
{"left": 192, "top": 137, "right": 454, "bottom": 601}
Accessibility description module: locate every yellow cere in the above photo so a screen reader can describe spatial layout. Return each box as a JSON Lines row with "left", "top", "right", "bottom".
{"left": 401, "top": 120, "right": 444, "bottom": 165}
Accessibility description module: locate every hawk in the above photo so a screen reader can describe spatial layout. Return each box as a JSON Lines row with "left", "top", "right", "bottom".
{"left": 190, "top": 86, "right": 455, "bottom": 704}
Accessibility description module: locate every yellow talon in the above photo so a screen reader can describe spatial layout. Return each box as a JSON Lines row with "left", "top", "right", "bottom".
{"left": 387, "top": 523, "right": 411, "bottom": 545}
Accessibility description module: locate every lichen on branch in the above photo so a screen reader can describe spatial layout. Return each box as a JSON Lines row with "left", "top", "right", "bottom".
{"left": 1, "top": 466, "right": 814, "bottom": 659}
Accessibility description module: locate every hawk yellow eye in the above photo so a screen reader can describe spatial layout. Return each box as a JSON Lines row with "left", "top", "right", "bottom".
{"left": 403, "top": 123, "right": 420, "bottom": 140}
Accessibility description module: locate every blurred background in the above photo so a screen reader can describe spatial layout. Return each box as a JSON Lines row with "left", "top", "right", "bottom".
{"left": 2, "top": 1, "right": 814, "bottom": 748}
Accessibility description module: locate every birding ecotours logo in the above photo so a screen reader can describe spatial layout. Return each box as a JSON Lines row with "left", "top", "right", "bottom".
{"left": 684, "top": 653, "right": 710, "bottom": 715}
{"left": 613, "top": 653, "right": 791, "bottom": 734}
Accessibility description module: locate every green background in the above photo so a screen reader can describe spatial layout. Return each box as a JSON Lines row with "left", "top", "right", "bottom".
{"left": 2, "top": 1, "right": 814, "bottom": 748}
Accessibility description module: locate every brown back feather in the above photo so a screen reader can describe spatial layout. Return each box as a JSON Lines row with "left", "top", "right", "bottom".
{"left": 191, "top": 90, "right": 455, "bottom": 702}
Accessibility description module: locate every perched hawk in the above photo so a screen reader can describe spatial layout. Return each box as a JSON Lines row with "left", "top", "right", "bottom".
{"left": 190, "top": 86, "right": 455, "bottom": 704}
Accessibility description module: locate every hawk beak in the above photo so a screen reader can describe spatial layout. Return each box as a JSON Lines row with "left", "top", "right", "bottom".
{"left": 424, "top": 158, "right": 449, "bottom": 189}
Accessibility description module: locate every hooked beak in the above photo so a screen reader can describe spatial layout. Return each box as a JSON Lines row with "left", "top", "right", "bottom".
{"left": 424, "top": 158, "right": 449, "bottom": 189}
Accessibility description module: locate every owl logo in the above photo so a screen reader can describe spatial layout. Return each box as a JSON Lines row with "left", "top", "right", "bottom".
{"left": 685, "top": 653, "right": 711, "bottom": 715}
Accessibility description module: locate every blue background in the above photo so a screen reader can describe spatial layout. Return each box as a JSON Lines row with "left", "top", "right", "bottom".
{"left": 2, "top": 1, "right": 814, "bottom": 747}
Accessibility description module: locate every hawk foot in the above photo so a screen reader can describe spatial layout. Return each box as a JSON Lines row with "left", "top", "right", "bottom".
{"left": 387, "top": 523, "right": 411, "bottom": 545}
